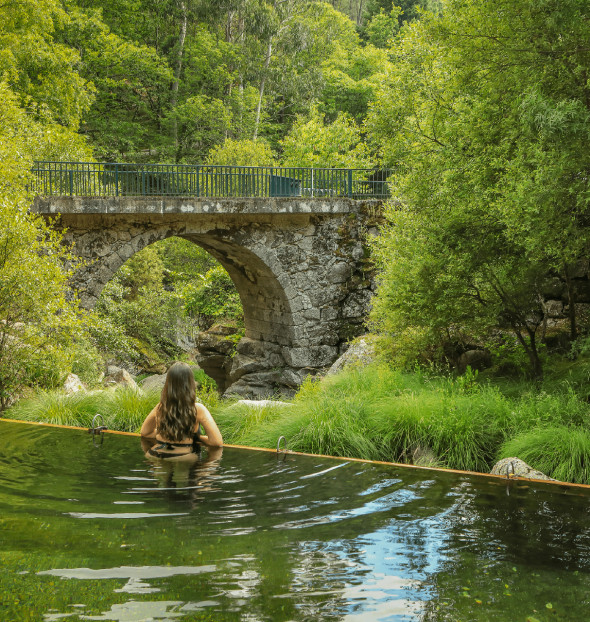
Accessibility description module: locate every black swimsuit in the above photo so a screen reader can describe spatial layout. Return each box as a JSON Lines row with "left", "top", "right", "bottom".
{"left": 148, "top": 432, "right": 201, "bottom": 459}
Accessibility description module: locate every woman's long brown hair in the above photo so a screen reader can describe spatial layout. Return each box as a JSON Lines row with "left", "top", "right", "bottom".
{"left": 156, "top": 362, "right": 197, "bottom": 441}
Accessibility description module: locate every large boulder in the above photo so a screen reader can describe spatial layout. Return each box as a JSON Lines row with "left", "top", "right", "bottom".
{"left": 63, "top": 373, "right": 84, "bottom": 394}
{"left": 104, "top": 367, "right": 138, "bottom": 391}
{"left": 325, "top": 336, "right": 377, "bottom": 376}
{"left": 140, "top": 363, "right": 202, "bottom": 394}
{"left": 194, "top": 327, "right": 240, "bottom": 392}
{"left": 490, "top": 457, "right": 556, "bottom": 481}
{"left": 140, "top": 373, "right": 167, "bottom": 393}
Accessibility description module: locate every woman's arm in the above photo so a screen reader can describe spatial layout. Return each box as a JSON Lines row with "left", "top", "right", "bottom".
{"left": 195, "top": 403, "right": 223, "bottom": 447}
{"left": 140, "top": 405, "right": 159, "bottom": 438}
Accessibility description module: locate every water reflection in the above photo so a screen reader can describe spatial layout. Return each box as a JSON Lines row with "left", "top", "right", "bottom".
{"left": 43, "top": 599, "right": 211, "bottom": 621}
{"left": 2, "top": 421, "right": 590, "bottom": 621}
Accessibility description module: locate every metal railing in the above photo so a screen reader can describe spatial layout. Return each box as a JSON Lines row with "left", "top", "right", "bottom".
{"left": 31, "top": 162, "right": 391, "bottom": 199}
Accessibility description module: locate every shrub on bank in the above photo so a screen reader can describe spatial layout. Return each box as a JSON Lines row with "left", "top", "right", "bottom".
{"left": 499, "top": 426, "right": 590, "bottom": 484}
{"left": 7, "top": 362, "right": 590, "bottom": 484}
{"left": 213, "top": 363, "right": 590, "bottom": 481}
{"left": 8, "top": 387, "right": 161, "bottom": 432}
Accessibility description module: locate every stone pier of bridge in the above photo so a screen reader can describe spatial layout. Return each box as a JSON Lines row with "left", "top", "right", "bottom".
{"left": 33, "top": 195, "right": 383, "bottom": 397}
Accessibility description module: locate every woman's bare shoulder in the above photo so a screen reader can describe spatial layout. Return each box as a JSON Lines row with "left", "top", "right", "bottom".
{"left": 195, "top": 402, "right": 210, "bottom": 417}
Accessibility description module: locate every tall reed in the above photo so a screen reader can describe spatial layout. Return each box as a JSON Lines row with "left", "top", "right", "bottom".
{"left": 499, "top": 426, "right": 590, "bottom": 484}
{"left": 8, "top": 362, "right": 590, "bottom": 483}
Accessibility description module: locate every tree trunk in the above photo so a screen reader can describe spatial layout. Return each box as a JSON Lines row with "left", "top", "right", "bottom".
{"left": 253, "top": 39, "right": 273, "bottom": 141}
{"left": 526, "top": 329, "right": 543, "bottom": 379}
{"left": 171, "top": 0, "right": 188, "bottom": 158}
{"left": 512, "top": 321, "right": 543, "bottom": 379}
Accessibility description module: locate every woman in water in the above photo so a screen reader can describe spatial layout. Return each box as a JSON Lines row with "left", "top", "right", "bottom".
{"left": 140, "top": 362, "right": 223, "bottom": 460}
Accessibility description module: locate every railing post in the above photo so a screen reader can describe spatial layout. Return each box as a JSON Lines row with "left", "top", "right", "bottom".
{"left": 269, "top": 167, "right": 273, "bottom": 197}
{"left": 195, "top": 165, "right": 200, "bottom": 197}
{"left": 347, "top": 169, "right": 353, "bottom": 198}
{"left": 69, "top": 169, "right": 74, "bottom": 196}
{"left": 115, "top": 163, "right": 119, "bottom": 197}
{"left": 141, "top": 170, "right": 146, "bottom": 195}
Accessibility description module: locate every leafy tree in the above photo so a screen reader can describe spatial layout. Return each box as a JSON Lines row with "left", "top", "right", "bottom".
{"left": 119, "top": 245, "right": 166, "bottom": 300}
{"left": 165, "top": 95, "right": 232, "bottom": 162}
{"left": 185, "top": 266, "right": 243, "bottom": 329}
{"left": 159, "top": 237, "right": 218, "bottom": 281}
{"left": 368, "top": 0, "right": 590, "bottom": 376}
{"left": 57, "top": 2, "right": 174, "bottom": 161}
{"left": 0, "top": 0, "right": 94, "bottom": 128}
{"left": 282, "top": 105, "right": 374, "bottom": 168}
{"left": 207, "top": 138, "right": 275, "bottom": 166}
{"left": 362, "top": 0, "right": 424, "bottom": 29}
{"left": 0, "top": 83, "right": 90, "bottom": 406}
{"left": 363, "top": 7, "right": 401, "bottom": 48}
{"left": 321, "top": 42, "right": 391, "bottom": 123}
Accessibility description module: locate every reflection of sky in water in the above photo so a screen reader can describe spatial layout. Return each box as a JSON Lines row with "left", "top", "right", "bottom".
{"left": 4, "top": 421, "right": 590, "bottom": 622}
{"left": 37, "top": 453, "right": 464, "bottom": 621}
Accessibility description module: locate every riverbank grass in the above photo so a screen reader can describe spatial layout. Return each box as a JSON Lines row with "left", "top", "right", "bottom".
{"left": 211, "top": 363, "right": 590, "bottom": 482}
{"left": 6, "top": 362, "right": 590, "bottom": 483}
{"left": 8, "top": 387, "right": 161, "bottom": 432}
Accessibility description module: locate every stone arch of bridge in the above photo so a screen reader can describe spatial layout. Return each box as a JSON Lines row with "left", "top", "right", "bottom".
{"left": 78, "top": 225, "right": 300, "bottom": 392}
{"left": 83, "top": 227, "right": 298, "bottom": 349}
{"left": 42, "top": 202, "right": 378, "bottom": 397}
{"left": 179, "top": 233, "right": 295, "bottom": 347}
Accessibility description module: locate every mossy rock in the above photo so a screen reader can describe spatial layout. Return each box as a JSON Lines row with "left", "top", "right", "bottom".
{"left": 130, "top": 338, "right": 167, "bottom": 373}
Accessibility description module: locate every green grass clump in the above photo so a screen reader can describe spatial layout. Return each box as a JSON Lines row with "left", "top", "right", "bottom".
{"left": 8, "top": 390, "right": 105, "bottom": 428}
{"left": 8, "top": 387, "right": 160, "bottom": 433}
{"left": 371, "top": 390, "right": 506, "bottom": 472}
{"left": 499, "top": 426, "right": 590, "bottom": 484}
{"left": 105, "top": 386, "right": 161, "bottom": 432}
{"left": 213, "top": 401, "right": 303, "bottom": 448}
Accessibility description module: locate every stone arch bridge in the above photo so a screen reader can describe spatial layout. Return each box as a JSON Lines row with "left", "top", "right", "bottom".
{"left": 32, "top": 162, "right": 387, "bottom": 396}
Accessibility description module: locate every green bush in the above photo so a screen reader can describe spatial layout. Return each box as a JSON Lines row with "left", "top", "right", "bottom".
{"left": 499, "top": 426, "right": 590, "bottom": 484}
{"left": 213, "top": 401, "right": 302, "bottom": 448}
{"left": 8, "top": 391, "right": 105, "bottom": 428}
{"left": 185, "top": 265, "right": 243, "bottom": 328}
{"left": 70, "top": 339, "right": 105, "bottom": 386}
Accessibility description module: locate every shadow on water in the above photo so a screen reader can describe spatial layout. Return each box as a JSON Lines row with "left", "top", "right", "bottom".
{"left": 0, "top": 420, "right": 589, "bottom": 621}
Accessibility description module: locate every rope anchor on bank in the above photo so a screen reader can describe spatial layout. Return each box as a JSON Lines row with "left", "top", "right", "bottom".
{"left": 88, "top": 413, "right": 108, "bottom": 447}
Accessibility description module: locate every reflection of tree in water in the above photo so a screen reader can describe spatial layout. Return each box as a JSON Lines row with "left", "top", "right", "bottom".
{"left": 204, "top": 464, "right": 463, "bottom": 621}
{"left": 421, "top": 477, "right": 590, "bottom": 621}
{"left": 135, "top": 453, "right": 468, "bottom": 620}
{"left": 18, "top": 423, "right": 590, "bottom": 621}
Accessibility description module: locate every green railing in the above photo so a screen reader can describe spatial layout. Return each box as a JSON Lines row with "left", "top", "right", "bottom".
{"left": 31, "top": 162, "right": 391, "bottom": 199}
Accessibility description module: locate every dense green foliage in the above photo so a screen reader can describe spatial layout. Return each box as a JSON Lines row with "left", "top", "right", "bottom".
{"left": 92, "top": 238, "right": 243, "bottom": 369}
{"left": 0, "top": 1, "right": 93, "bottom": 406}
{"left": 41, "top": 0, "right": 390, "bottom": 162}
{"left": 368, "top": 0, "right": 590, "bottom": 377}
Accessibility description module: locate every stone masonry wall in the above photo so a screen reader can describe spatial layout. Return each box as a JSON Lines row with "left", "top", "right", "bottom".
{"left": 34, "top": 196, "right": 382, "bottom": 397}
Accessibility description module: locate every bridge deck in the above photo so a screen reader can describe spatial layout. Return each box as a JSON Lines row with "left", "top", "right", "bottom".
{"left": 31, "top": 162, "right": 391, "bottom": 200}
{"left": 32, "top": 194, "right": 385, "bottom": 217}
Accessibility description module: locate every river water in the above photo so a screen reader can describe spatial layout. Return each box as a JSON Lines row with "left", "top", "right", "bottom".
{"left": 0, "top": 420, "right": 589, "bottom": 621}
